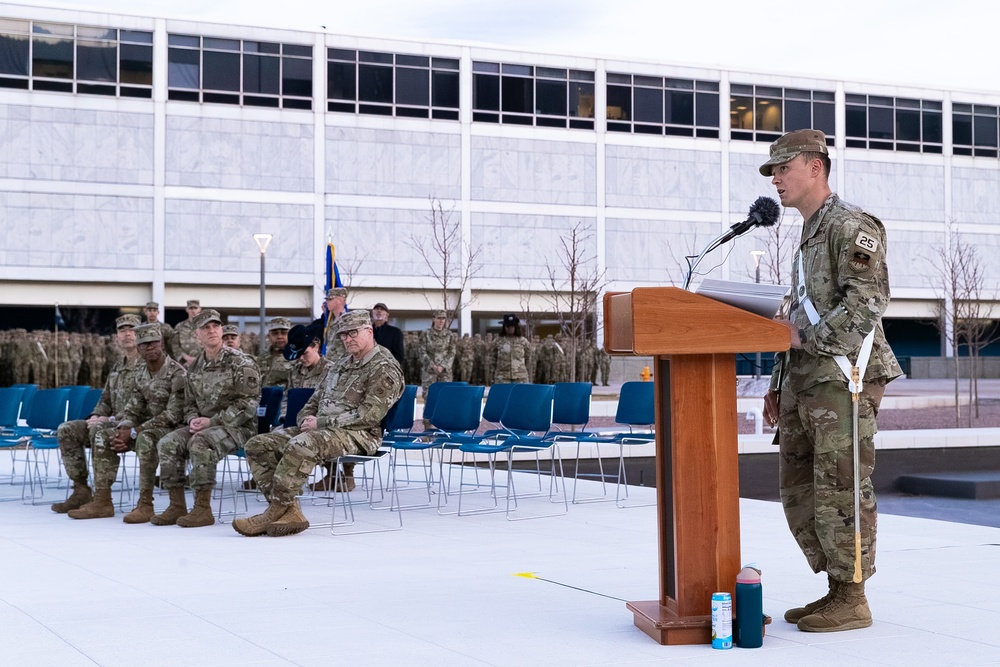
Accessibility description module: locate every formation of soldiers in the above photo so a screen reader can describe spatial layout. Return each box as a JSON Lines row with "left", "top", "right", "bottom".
{"left": 402, "top": 330, "right": 611, "bottom": 387}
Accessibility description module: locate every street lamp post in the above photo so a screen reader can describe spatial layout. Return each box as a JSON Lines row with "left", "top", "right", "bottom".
{"left": 253, "top": 233, "right": 273, "bottom": 355}
{"left": 750, "top": 250, "right": 765, "bottom": 379}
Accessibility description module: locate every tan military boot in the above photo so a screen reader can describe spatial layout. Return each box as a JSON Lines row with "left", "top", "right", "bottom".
{"left": 177, "top": 487, "right": 215, "bottom": 527}
{"left": 265, "top": 500, "right": 310, "bottom": 537}
{"left": 232, "top": 502, "right": 290, "bottom": 537}
{"left": 68, "top": 487, "right": 115, "bottom": 519}
{"left": 797, "top": 581, "right": 872, "bottom": 632}
{"left": 336, "top": 463, "right": 356, "bottom": 492}
{"left": 123, "top": 489, "right": 155, "bottom": 524}
{"left": 51, "top": 482, "right": 93, "bottom": 513}
{"left": 784, "top": 576, "right": 839, "bottom": 623}
{"left": 150, "top": 487, "right": 188, "bottom": 525}
{"left": 308, "top": 472, "right": 335, "bottom": 492}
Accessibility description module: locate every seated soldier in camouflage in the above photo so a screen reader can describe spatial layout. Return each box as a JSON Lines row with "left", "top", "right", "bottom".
{"left": 258, "top": 316, "right": 293, "bottom": 386}
{"left": 233, "top": 311, "right": 403, "bottom": 537}
{"left": 152, "top": 309, "right": 260, "bottom": 528}
{"left": 53, "top": 314, "right": 142, "bottom": 515}
{"left": 112, "top": 324, "right": 188, "bottom": 523}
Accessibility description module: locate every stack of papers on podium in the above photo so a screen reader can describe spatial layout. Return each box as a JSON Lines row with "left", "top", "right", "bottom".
{"left": 695, "top": 279, "right": 790, "bottom": 319}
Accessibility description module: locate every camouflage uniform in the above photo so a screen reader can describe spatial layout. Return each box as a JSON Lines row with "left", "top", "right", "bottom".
{"left": 772, "top": 193, "right": 902, "bottom": 583}
{"left": 324, "top": 313, "right": 347, "bottom": 360}
{"left": 280, "top": 355, "right": 330, "bottom": 420}
{"left": 56, "top": 353, "right": 141, "bottom": 487}
{"left": 244, "top": 344, "right": 403, "bottom": 506}
{"left": 257, "top": 347, "right": 293, "bottom": 387}
{"left": 493, "top": 335, "right": 531, "bottom": 384}
{"left": 171, "top": 318, "right": 201, "bottom": 360}
{"left": 597, "top": 347, "right": 611, "bottom": 386}
{"left": 156, "top": 345, "right": 260, "bottom": 491}
{"left": 119, "top": 355, "right": 187, "bottom": 493}
{"left": 482, "top": 333, "right": 496, "bottom": 385}
{"left": 418, "top": 326, "right": 457, "bottom": 394}
{"left": 456, "top": 334, "right": 475, "bottom": 383}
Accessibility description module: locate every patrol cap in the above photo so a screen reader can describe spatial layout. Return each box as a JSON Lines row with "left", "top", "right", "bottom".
{"left": 326, "top": 287, "right": 348, "bottom": 299}
{"left": 502, "top": 314, "right": 520, "bottom": 326}
{"left": 266, "top": 316, "right": 292, "bottom": 332}
{"left": 186, "top": 299, "right": 201, "bottom": 308}
{"left": 144, "top": 301, "right": 159, "bottom": 309}
{"left": 433, "top": 310, "right": 447, "bottom": 319}
{"left": 335, "top": 310, "right": 372, "bottom": 335}
{"left": 758, "top": 129, "right": 828, "bottom": 176}
{"left": 372, "top": 302, "right": 389, "bottom": 312}
{"left": 116, "top": 314, "right": 141, "bottom": 330}
{"left": 134, "top": 323, "right": 162, "bottom": 344}
{"left": 194, "top": 309, "right": 222, "bottom": 328}
{"left": 222, "top": 324, "right": 240, "bottom": 337}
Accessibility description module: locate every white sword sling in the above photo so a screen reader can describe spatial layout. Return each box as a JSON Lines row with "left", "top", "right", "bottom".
{"left": 797, "top": 252, "right": 875, "bottom": 584}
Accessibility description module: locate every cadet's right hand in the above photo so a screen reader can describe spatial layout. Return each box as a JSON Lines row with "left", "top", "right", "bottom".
{"left": 763, "top": 390, "right": 780, "bottom": 427}
{"left": 300, "top": 416, "right": 318, "bottom": 431}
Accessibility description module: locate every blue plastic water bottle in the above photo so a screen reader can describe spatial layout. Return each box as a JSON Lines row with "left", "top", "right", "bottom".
{"left": 735, "top": 566, "right": 763, "bottom": 648}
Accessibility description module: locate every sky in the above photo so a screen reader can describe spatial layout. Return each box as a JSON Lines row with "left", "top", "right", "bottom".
{"left": 18, "top": 0, "right": 1000, "bottom": 94}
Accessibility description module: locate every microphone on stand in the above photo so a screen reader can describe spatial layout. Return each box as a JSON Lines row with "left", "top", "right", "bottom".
{"left": 682, "top": 197, "right": 781, "bottom": 290}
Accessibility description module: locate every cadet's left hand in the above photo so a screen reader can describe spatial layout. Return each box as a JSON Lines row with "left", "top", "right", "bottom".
{"left": 775, "top": 319, "right": 803, "bottom": 349}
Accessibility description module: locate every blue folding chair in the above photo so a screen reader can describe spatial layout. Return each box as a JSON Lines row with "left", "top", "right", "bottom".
{"left": 10, "top": 384, "right": 38, "bottom": 425}
{"left": 79, "top": 388, "right": 102, "bottom": 420}
{"left": 0, "top": 387, "right": 24, "bottom": 434}
{"left": 283, "top": 387, "right": 315, "bottom": 427}
{"left": 388, "top": 385, "right": 484, "bottom": 512}
{"left": 257, "top": 386, "right": 284, "bottom": 434}
{"left": 0, "top": 388, "right": 71, "bottom": 502}
{"left": 65, "top": 385, "right": 93, "bottom": 421}
{"left": 573, "top": 381, "right": 655, "bottom": 507}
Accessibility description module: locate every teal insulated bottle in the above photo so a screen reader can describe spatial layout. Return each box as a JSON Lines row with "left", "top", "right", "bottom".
{"left": 735, "top": 566, "right": 763, "bottom": 648}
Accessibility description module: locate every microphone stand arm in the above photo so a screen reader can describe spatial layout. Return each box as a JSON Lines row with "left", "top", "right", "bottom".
{"left": 682, "top": 225, "right": 750, "bottom": 291}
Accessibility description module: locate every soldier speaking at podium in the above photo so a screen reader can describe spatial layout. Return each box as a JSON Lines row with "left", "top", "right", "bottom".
{"left": 760, "top": 129, "right": 901, "bottom": 633}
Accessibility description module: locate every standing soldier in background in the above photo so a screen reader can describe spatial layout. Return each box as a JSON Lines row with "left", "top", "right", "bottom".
{"left": 258, "top": 317, "right": 293, "bottom": 387}
{"left": 456, "top": 333, "right": 474, "bottom": 383}
{"left": 52, "top": 314, "right": 142, "bottom": 514}
{"left": 597, "top": 345, "right": 611, "bottom": 386}
{"left": 552, "top": 335, "right": 569, "bottom": 383}
{"left": 143, "top": 301, "right": 174, "bottom": 358}
{"left": 171, "top": 299, "right": 203, "bottom": 368}
{"left": 493, "top": 314, "right": 531, "bottom": 384}
{"left": 152, "top": 309, "right": 260, "bottom": 528}
{"left": 471, "top": 334, "right": 486, "bottom": 385}
{"left": 404, "top": 331, "right": 422, "bottom": 385}
{"left": 418, "top": 310, "right": 456, "bottom": 396}
{"left": 221, "top": 323, "right": 243, "bottom": 350}
{"left": 482, "top": 332, "right": 496, "bottom": 385}
{"left": 323, "top": 287, "right": 348, "bottom": 360}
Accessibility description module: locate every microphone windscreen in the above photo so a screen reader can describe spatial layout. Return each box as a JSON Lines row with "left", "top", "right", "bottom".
{"left": 749, "top": 196, "right": 781, "bottom": 227}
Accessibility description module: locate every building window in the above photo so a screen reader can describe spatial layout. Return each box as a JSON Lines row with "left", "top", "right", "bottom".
{"left": 730, "top": 85, "right": 834, "bottom": 143}
{"left": 167, "top": 34, "right": 312, "bottom": 109}
{"left": 327, "top": 48, "right": 459, "bottom": 120}
{"left": 845, "top": 94, "right": 942, "bottom": 153}
{"left": 0, "top": 18, "right": 152, "bottom": 97}
{"left": 473, "top": 61, "right": 595, "bottom": 129}
{"left": 952, "top": 104, "right": 998, "bottom": 158}
{"left": 607, "top": 74, "right": 718, "bottom": 137}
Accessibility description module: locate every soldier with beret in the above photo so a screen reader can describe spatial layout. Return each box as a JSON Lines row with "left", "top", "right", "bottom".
{"left": 417, "top": 310, "right": 456, "bottom": 397}
{"left": 258, "top": 316, "right": 293, "bottom": 387}
{"left": 152, "top": 309, "right": 261, "bottom": 528}
{"left": 323, "top": 287, "right": 349, "bottom": 360}
{"left": 234, "top": 310, "right": 403, "bottom": 537}
{"left": 760, "top": 129, "right": 902, "bottom": 633}
{"left": 171, "top": 299, "right": 203, "bottom": 368}
{"left": 53, "top": 314, "right": 142, "bottom": 515}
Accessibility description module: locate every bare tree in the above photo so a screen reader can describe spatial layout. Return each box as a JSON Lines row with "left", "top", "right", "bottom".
{"left": 756, "top": 208, "right": 800, "bottom": 285}
{"left": 541, "top": 221, "right": 607, "bottom": 382}
{"left": 927, "top": 220, "right": 997, "bottom": 425}
{"left": 406, "top": 197, "right": 483, "bottom": 327}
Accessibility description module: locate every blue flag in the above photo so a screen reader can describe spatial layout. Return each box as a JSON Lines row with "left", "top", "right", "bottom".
{"left": 322, "top": 243, "right": 346, "bottom": 354}
{"left": 54, "top": 304, "right": 66, "bottom": 330}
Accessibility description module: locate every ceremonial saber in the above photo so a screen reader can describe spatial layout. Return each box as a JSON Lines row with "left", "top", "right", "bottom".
{"left": 851, "top": 366, "right": 862, "bottom": 584}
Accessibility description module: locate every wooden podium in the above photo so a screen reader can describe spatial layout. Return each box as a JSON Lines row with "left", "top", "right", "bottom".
{"left": 604, "top": 287, "right": 789, "bottom": 645}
